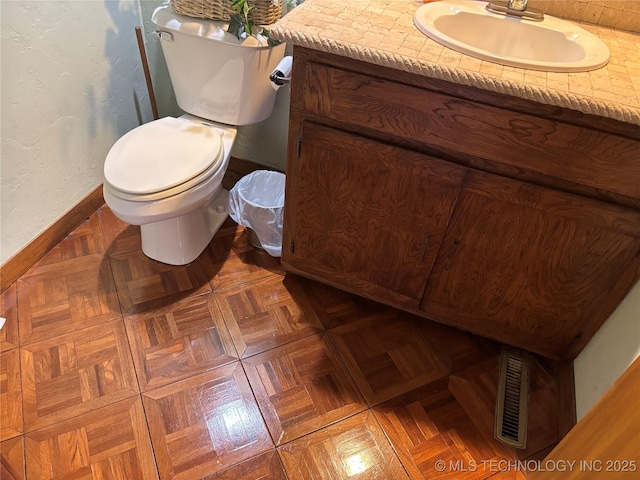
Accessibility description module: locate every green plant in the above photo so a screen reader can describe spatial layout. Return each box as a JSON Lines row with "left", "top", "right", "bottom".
{"left": 227, "top": 0, "right": 304, "bottom": 44}
{"left": 226, "top": 0, "right": 278, "bottom": 44}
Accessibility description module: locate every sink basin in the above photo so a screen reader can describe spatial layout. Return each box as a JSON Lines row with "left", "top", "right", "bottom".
{"left": 413, "top": 0, "right": 610, "bottom": 72}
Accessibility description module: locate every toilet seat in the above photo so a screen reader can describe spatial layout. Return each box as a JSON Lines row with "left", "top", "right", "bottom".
{"left": 104, "top": 117, "right": 224, "bottom": 202}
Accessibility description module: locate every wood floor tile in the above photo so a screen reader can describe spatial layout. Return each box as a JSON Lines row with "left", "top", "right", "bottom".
{"left": 373, "top": 378, "right": 511, "bottom": 480}
{"left": 445, "top": 360, "right": 517, "bottom": 465}
{"left": 37, "top": 212, "right": 106, "bottom": 266}
{"left": 1, "top": 349, "right": 23, "bottom": 441}
{"left": 201, "top": 450, "right": 287, "bottom": 480}
{"left": 243, "top": 334, "right": 366, "bottom": 445}
{"left": 447, "top": 358, "right": 501, "bottom": 449}
{"left": 198, "top": 223, "right": 285, "bottom": 290}
{"left": 449, "top": 355, "right": 559, "bottom": 461}
{"left": 278, "top": 410, "right": 409, "bottom": 479}
{"left": 329, "top": 311, "right": 450, "bottom": 405}
{"left": 143, "top": 363, "right": 273, "bottom": 479}
{"left": 110, "top": 249, "right": 211, "bottom": 315}
{"left": 20, "top": 320, "right": 138, "bottom": 432}
{"left": 17, "top": 253, "right": 121, "bottom": 345}
{"left": 24, "top": 397, "right": 158, "bottom": 480}
{"left": 215, "top": 275, "right": 323, "bottom": 358}
{"left": 299, "top": 277, "right": 395, "bottom": 330}
{"left": 416, "top": 318, "right": 500, "bottom": 374}
{"left": 1, "top": 436, "right": 25, "bottom": 480}
{"left": 487, "top": 471, "right": 528, "bottom": 480}
{"left": 98, "top": 205, "right": 142, "bottom": 256}
{"left": 125, "top": 294, "right": 238, "bottom": 391}
{"left": 1, "top": 284, "right": 19, "bottom": 351}
{"left": 519, "top": 358, "right": 559, "bottom": 460}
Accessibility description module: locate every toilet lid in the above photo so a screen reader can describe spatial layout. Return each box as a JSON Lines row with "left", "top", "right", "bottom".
{"left": 104, "top": 117, "right": 223, "bottom": 195}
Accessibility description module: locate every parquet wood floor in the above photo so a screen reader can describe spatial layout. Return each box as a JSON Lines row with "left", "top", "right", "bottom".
{"left": 198, "top": 218, "right": 286, "bottom": 290}
{"left": 110, "top": 249, "right": 212, "bottom": 316}
{"left": 278, "top": 411, "right": 410, "bottom": 479}
{"left": 329, "top": 311, "right": 450, "bottom": 405}
{"left": 1, "top": 349, "right": 23, "bottom": 441}
{"left": 143, "top": 364, "right": 273, "bottom": 479}
{"left": 200, "top": 450, "right": 287, "bottom": 480}
{"left": 24, "top": 397, "right": 157, "bottom": 479}
{"left": 1, "top": 436, "right": 25, "bottom": 479}
{"left": 21, "top": 320, "right": 139, "bottom": 433}
{"left": 0, "top": 203, "right": 566, "bottom": 479}
{"left": 243, "top": 334, "right": 366, "bottom": 445}
{"left": 126, "top": 294, "right": 238, "bottom": 392}
{"left": 215, "top": 274, "right": 323, "bottom": 358}
{"left": 1, "top": 285, "right": 19, "bottom": 351}
{"left": 17, "top": 253, "right": 121, "bottom": 346}
{"left": 98, "top": 206, "right": 141, "bottom": 256}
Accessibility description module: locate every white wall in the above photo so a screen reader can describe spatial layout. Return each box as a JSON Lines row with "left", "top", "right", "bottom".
{"left": 139, "top": 0, "right": 180, "bottom": 118}
{"left": 232, "top": 82, "right": 290, "bottom": 171}
{"left": 574, "top": 280, "right": 640, "bottom": 420}
{"left": 1, "top": 0, "right": 152, "bottom": 263}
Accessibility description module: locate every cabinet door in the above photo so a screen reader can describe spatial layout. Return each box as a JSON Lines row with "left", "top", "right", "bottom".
{"left": 420, "top": 171, "right": 640, "bottom": 358}
{"left": 282, "top": 122, "right": 466, "bottom": 310}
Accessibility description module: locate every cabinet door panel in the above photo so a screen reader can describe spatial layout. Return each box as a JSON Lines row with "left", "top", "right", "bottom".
{"left": 283, "top": 123, "right": 466, "bottom": 309}
{"left": 420, "top": 171, "right": 640, "bottom": 358}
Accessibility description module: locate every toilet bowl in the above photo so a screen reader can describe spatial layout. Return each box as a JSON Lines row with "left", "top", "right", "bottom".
{"left": 102, "top": 5, "right": 286, "bottom": 265}
{"left": 103, "top": 115, "right": 238, "bottom": 265}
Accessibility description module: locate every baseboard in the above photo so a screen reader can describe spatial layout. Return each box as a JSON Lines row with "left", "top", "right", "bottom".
{"left": 223, "top": 157, "right": 283, "bottom": 191}
{"left": 0, "top": 185, "right": 105, "bottom": 293}
{"left": 557, "top": 359, "right": 577, "bottom": 437}
{"left": 229, "top": 156, "right": 283, "bottom": 175}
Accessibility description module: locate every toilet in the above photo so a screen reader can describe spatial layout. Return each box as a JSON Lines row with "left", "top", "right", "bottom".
{"left": 103, "top": 5, "right": 286, "bottom": 265}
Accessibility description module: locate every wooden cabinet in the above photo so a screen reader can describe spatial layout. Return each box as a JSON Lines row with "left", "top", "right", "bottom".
{"left": 284, "top": 122, "right": 465, "bottom": 310}
{"left": 282, "top": 47, "right": 640, "bottom": 359}
{"left": 420, "top": 171, "right": 640, "bottom": 358}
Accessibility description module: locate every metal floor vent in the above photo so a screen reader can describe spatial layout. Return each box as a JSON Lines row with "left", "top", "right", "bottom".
{"left": 494, "top": 350, "right": 529, "bottom": 449}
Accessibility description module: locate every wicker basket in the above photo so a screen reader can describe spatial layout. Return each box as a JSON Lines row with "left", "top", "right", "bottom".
{"left": 171, "top": 0, "right": 282, "bottom": 25}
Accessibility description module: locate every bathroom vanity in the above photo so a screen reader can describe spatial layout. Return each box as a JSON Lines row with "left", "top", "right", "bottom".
{"left": 273, "top": 4, "right": 640, "bottom": 360}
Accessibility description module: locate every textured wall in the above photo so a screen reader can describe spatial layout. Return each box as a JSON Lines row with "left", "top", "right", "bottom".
{"left": 139, "top": 0, "right": 181, "bottom": 118}
{"left": 530, "top": 0, "right": 640, "bottom": 31}
{"left": 574, "top": 281, "right": 640, "bottom": 420}
{"left": 231, "top": 43, "right": 293, "bottom": 171}
{"left": 1, "top": 0, "right": 152, "bottom": 263}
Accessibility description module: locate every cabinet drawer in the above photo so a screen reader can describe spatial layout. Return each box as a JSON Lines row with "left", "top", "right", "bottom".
{"left": 303, "top": 62, "right": 640, "bottom": 205}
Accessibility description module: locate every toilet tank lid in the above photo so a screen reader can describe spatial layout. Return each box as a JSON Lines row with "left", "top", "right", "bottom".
{"left": 152, "top": 5, "right": 273, "bottom": 49}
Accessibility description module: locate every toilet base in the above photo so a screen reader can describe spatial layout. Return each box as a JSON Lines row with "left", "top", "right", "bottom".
{"left": 140, "top": 189, "right": 229, "bottom": 265}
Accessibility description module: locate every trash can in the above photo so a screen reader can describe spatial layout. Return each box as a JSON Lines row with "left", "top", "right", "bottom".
{"left": 228, "top": 170, "right": 286, "bottom": 257}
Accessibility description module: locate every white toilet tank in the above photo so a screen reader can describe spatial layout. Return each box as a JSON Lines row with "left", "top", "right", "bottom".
{"left": 152, "top": 5, "right": 286, "bottom": 126}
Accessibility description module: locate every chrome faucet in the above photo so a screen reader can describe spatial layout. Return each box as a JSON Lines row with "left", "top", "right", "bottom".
{"left": 507, "top": 0, "right": 527, "bottom": 11}
{"left": 486, "top": 0, "right": 544, "bottom": 21}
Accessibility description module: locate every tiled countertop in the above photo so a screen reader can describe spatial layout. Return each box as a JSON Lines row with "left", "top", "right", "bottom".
{"left": 272, "top": 0, "right": 640, "bottom": 126}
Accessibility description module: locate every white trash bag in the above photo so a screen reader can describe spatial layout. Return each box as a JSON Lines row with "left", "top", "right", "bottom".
{"left": 228, "top": 170, "right": 286, "bottom": 257}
